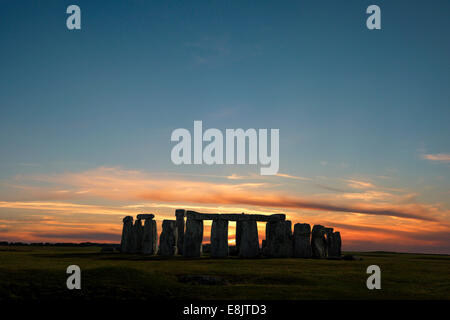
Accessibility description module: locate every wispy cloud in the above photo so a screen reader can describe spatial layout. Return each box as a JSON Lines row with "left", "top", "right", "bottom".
{"left": 275, "top": 173, "right": 311, "bottom": 181}
{"left": 31, "top": 231, "right": 121, "bottom": 242}
{"left": 227, "top": 172, "right": 310, "bottom": 181}
{"left": 1, "top": 166, "right": 449, "bottom": 252}
{"left": 0, "top": 201, "right": 127, "bottom": 216}
{"left": 422, "top": 153, "right": 450, "bottom": 162}
{"left": 226, "top": 173, "right": 247, "bottom": 180}
{"left": 4, "top": 167, "right": 441, "bottom": 222}
{"left": 345, "top": 179, "right": 376, "bottom": 189}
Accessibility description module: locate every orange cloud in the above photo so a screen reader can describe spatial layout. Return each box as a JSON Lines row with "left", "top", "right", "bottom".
{"left": 5, "top": 167, "right": 443, "bottom": 222}
{"left": 422, "top": 153, "right": 450, "bottom": 162}
{"left": 275, "top": 173, "right": 311, "bottom": 181}
{"left": 1, "top": 166, "right": 449, "bottom": 253}
{"left": 345, "top": 179, "right": 376, "bottom": 189}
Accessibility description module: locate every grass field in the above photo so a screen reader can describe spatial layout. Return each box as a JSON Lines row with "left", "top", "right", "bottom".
{"left": 0, "top": 245, "right": 449, "bottom": 300}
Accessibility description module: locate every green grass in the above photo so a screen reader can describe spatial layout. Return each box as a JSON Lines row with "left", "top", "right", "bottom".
{"left": 0, "top": 246, "right": 449, "bottom": 300}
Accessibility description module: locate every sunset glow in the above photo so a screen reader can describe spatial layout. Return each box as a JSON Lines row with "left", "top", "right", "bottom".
{"left": 1, "top": 166, "right": 449, "bottom": 253}
{"left": 1, "top": 1, "right": 449, "bottom": 255}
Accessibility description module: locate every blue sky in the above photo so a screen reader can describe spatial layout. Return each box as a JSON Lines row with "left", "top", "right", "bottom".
{"left": 0, "top": 1, "right": 449, "bottom": 252}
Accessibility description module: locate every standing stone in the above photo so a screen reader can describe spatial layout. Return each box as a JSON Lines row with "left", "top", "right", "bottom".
{"left": 175, "top": 209, "right": 185, "bottom": 255}
{"left": 335, "top": 232, "right": 342, "bottom": 256}
{"left": 311, "top": 225, "right": 327, "bottom": 258}
{"left": 265, "top": 220, "right": 293, "bottom": 258}
{"left": 327, "top": 231, "right": 342, "bottom": 257}
{"left": 324, "top": 227, "right": 334, "bottom": 257}
{"left": 159, "top": 220, "right": 178, "bottom": 256}
{"left": 211, "top": 219, "right": 228, "bottom": 258}
{"left": 235, "top": 221, "right": 243, "bottom": 255}
{"left": 239, "top": 220, "right": 259, "bottom": 258}
{"left": 120, "top": 216, "right": 133, "bottom": 253}
{"left": 293, "top": 223, "right": 312, "bottom": 258}
{"left": 132, "top": 219, "right": 144, "bottom": 253}
{"left": 202, "top": 243, "right": 211, "bottom": 254}
{"left": 142, "top": 218, "right": 157, "bottom": 254}
{"left": 261, "top": 239, "right": 267, "bottom": 255}
{"left": 228, "top": 245, "right": 238, "bottom": 256}
{"left": 183, "top": 217, "right": 203, "bottom": 257}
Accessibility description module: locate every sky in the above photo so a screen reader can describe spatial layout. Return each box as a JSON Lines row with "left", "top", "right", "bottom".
{"left": 0, "top": 0, "right": 449, "bottom": 253}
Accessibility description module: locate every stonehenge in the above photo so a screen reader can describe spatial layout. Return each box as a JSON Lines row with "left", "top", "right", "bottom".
{"left": 120, "top": 216, "right": 134, "bottom": 253}
{"left": 132, "top": 219, "right": 144, "bottom": 253}
{"left": 159, "top": 220, "right": 178, "bottom": 256}
{"left": 293, "top": 223, "right": 312, "bottom": 258}
{"left": 239, "top": 220, "right": 259, "bottom": 258}
{"left": 175, "top": 209, "right": 185, "bottom": 255}
{"left": 235, "top": 221, "right": 243, "bottom": 254}
{"left": 183, "top": 216, "right": 204, "bottom": 257}
{"left": 311, "top": 225, "right": 328, "bottom": 258}
{"left": 265, "top": 220, "right": 293, "bottom": 258}
{"left": 120, "top": 210, "right": 342, "bottom": 259}
{"left": 185, "top": 211, "right": 286, "bottom": 222}
{"left": 210, "top": 219, "right": 228, "bottom": 258}
{"left": 142, "top": 218, "right": 157, "bottom": 254}
{"left": 121, "top": 214, "right": 157, "bottom": 254}
{"left": 137, "top": 214, "right": 154, "bottom": 220}
{"left": 327, "top": 231, "right": 342, "bottom": 257}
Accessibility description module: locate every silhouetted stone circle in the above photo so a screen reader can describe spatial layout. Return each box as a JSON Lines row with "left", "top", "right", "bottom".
{"left": 119, "top": 210, "right": 342, "bottom": 259}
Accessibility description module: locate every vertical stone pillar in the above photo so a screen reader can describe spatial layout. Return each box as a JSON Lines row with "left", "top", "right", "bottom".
{"left": 261, "top": 239, "right": 267, "bottom": 256}
{"left": 183, "top": 217, "right": 203, "bottom": 257}
{"left": 235, "top": 220, "right": 243, "bottom": 255}
{"left": 211, "top": 219, "right": 229, "bottom": 258}
{"left": 159, "top": 220, "right": 178, "bottom": 256}
{"left": 327, "top": 231, "right": 342, "bottom": 257}
{"left": 293, "top": 223, "right": 312, "bottom": 258}
{"left": 175, "top": 209, "right": 185, "bottom": 255}
{"left": 120, "top": 216, "right": 133, "bottom": 253}
{"left": 324, "top": 227, "right": 334, "bottom": 258}
{"left": 142, "top": 218, "right": 157, "bottom": 255}
{"left": 132, "top": 219, "right": 144, "bottom": 253}
{"left": 311, "top": 225, "right": 327, "bottom": 258}
{"left": 239, "top": 220, "right": 259, "bottom": 258}
{"left": 265, "top": 220, "right": 293, "bottom": 258}
{"left": 335, "top": 232, "right": 342, "bottom": 257}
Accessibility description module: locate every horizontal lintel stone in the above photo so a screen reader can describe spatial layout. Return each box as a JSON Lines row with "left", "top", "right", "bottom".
{"left": 186, "top": 211, "right": 285, "bottom": 222}
{"left": 136, "top": 214, "right": 155, "bottom": 220}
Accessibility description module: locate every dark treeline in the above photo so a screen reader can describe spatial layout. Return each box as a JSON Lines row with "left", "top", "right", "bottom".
{"left": 0, "top": 241, "right": 120, "bottom": 247}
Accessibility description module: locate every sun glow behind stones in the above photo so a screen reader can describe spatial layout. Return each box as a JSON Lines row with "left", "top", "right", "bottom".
{"left": 0, "top": 167, "right": 449, "bottom": 253}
